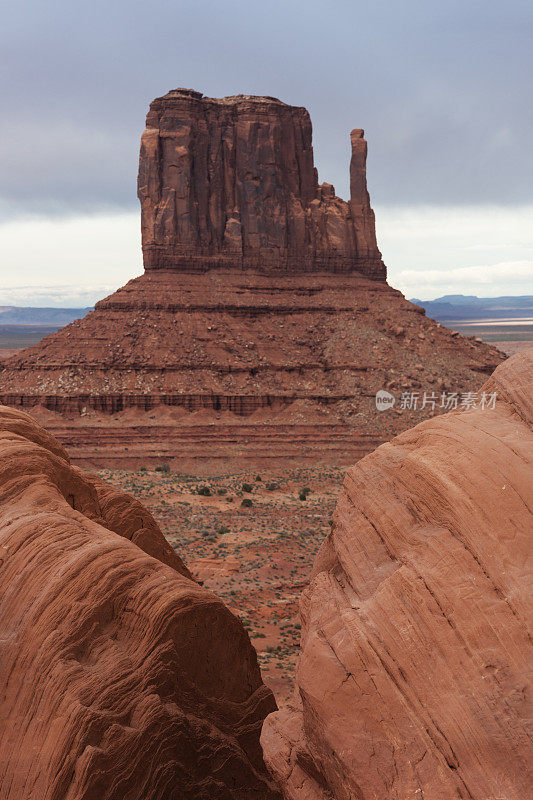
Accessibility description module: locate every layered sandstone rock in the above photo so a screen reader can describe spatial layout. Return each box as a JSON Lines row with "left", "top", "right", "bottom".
{"left": 0, "top": 88, "right": 506, "bottom": 467}
{"left": 0, "top": 270, "right": 503, "bottom": 411}
{"left": 138, "top": 88, "right": 385, "bottom": 277}
{"left": 261, "top": 350, "right": 533, "bottom": 800}
{"left": 0, "top": 405, "right": 280, "bottom": 799}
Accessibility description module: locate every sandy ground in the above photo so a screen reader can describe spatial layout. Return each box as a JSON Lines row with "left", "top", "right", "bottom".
{"left": 98, "top": 465, "right": 344, "bottom": 705}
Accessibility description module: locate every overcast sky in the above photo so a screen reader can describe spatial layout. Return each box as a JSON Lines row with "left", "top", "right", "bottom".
{"left": 1, "top": 0, "right": 531, "bottom": 304}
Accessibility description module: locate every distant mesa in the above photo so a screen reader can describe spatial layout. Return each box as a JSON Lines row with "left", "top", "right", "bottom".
{"left": 411, "top": 295, "right": 533, "bottom": 322}
{"left": 0, "top": 307, "right": 92, "bottom": 325}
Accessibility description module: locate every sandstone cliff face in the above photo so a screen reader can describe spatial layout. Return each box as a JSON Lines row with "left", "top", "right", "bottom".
{"left": 138, "top": 88, "right": 385, "bottom": 277}
{"left": 261, "top": 350, "right": 533, "bottom": 800}
{"left": 0, "top": 405, "right": 280, "bottom": 799}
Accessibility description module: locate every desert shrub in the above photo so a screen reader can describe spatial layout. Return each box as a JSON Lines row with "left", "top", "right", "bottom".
{"left": 241, "top": 498, "right": 253, "bottom": 508}
{"left": 241, "top": 482, "right": 253, "bottom": 493}
{"left": 155, "top": 463, "right": 170, "bottom": 473}
{"left": 255, "top": 474, "right": 262, "bottom": 481}
{"left": 217, "top": 525, "right": 230, "bottom": 535}
{"left": 140, "top": 466, "right": 147, "bottom": 473}
{"left": 196, "top": 485, "right": 211, "bottom": 496}
{"left": 216, "top": 487, "right": 227, "bottom": 495}
{"left": 298, "top": 491, "right": 308, "bottom": 501}
{"left": 265, "top": 481, "right": 280, "bottom": 491}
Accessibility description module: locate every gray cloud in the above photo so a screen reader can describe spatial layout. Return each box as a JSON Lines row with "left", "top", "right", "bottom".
{"left": 1, "top": 0, "right": 532, "bottom": 216}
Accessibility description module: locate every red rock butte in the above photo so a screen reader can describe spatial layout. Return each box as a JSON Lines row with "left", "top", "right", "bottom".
{"left": 0, "top": 88, "right": 505, "bottom": 469}
{"left": 139, "top": 88, "right": 385, "bottom": 277}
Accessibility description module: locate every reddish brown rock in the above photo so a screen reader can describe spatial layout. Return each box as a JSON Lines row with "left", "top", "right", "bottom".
{"left": 0, "top": 89, "right": 506, "bottom": 469}
{"left": 261, "top": 350, "right": 533, "bottom": 800}
{"left": 0, "top": 405, "right": 280, "bottom": 799}
{"left": 0, "top": 269, "right": 504, "bottom": 469}
{"left": 138, "top": 88, "right": 385, "bottom": 277}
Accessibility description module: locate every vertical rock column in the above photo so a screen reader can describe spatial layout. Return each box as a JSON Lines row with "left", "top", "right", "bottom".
{"left": 349, "top": 128, "right": 383, "bottom": 276}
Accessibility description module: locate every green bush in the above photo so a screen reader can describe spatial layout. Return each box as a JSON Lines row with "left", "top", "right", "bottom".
{"left": 217, "top": 525, "right": 230, "bottom": 535}
{"left": 255, "top": 474, "right": 262, "bottom": 482}
{"left": 155, "top": 463, "right": 170, "bottom": 473}
{"left": 196, "top": 485, "right": 211, "bottom": 496}
{"left": 241, "top": 498, "right": 253, "bottom": 508}
{"left": 241, "top": 482, "right": 253, "bottom": 493}
{"left": 298, "top": 491, "right": 308, "bottom": 501}
{"left": 216, "top": 487, "right": 227, "bottom": 495}
{"left": 265, "top": 481, "right": 280, "bottom": 491}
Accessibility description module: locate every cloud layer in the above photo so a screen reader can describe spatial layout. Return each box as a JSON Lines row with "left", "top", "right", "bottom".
{"left": 1, "top": 0, "right": 532, "bottom": 216}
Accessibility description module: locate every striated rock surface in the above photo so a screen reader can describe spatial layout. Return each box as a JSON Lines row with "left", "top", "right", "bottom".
{"left": 138, "top": 88, "right": 385, "bottom": 277}
{"left": 0, "top": 405, "right": 280, "bottom": 799}
{"left": 261, "top": 350, "right": 533, "bottom": 800}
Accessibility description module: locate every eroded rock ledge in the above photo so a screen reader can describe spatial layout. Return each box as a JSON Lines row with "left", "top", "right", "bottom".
{"left": 261, "top": 350, "right": 533, "bottom": 800}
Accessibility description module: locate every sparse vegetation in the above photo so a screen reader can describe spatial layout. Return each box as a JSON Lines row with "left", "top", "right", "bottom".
{"left": 97, "top": 464, "right": 340, "bottom": 704}
{"left": 155, "top": 463, "right": 170, "bottom": 473}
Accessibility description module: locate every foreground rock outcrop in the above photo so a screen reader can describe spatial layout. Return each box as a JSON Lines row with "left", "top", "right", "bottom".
{"left": 0, "top": 88, "right": 505, "bottom": 469}
{"left": 262, "top": 350, "right": 533, "bottom": 800}
{"left": 0, "top": 405, "right": 280, "bottom": 799}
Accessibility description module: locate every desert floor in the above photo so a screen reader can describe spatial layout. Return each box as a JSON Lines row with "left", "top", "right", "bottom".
{"left": 97, "top": 465, "right": 345, "bottom": 704}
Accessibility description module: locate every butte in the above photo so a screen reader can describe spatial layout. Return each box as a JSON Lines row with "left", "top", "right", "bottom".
{"left": 0, "top": 88, "right": 504, "bottom": 471}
